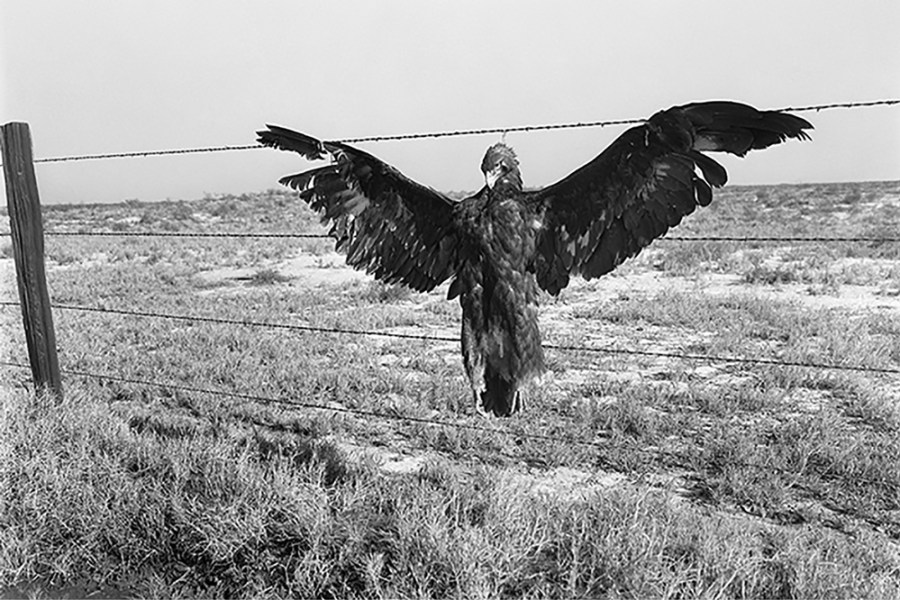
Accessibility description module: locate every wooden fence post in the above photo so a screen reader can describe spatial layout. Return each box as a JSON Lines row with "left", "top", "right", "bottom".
{"left": 1, "top": 122, "right": 62, "bottom": 399}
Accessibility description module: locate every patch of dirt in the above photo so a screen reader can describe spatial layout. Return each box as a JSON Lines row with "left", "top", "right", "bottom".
{"left": 196, "top": 245, "right": 900, "bottom": 314}
{"left": 504, "top": 466, "right": 627, "bottom": 502}
{"left": 783, "top": 386, "right": 833, "bottom": 416}
{"left": 334, "top": 438, "right": 438, "bottom": 475}
{"left": 560, "top": 269, "right": 900, "bottom": 314}
{"left": 195, "top": 251, "right": 367, "bottom": 290}
{"left": 336, "top": 434, "right": 629, "bottom": 502}
{"left": 47, "top": 251, "right": 113, "bottom": 270}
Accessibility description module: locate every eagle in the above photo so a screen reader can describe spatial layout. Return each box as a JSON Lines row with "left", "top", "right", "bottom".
{"left": 257, "top": 101, "right": 811, "bottom": 417}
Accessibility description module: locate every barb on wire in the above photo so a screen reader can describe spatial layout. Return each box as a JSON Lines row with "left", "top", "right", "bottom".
{"left": 10, "top": 98, "right": 897, "bottom": 166}
{"left": 7, "top": 301, "right": 897, "bottom": 375}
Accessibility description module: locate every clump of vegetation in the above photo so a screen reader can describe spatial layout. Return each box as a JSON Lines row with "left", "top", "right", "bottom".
{"left": 743, "top": 263, "right": 803, "bottom": 285}
{"left": 362, "top": 280, "right": 414, "bottom": 303}
{"left": 248, "top": 267, "right": 292, "bottom": 286}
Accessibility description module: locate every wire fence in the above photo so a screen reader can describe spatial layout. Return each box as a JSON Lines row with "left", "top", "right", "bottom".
{"left": 0, "top": 359, "right": 799, "bottom": 473}
{"left": 2, "top": 300, "right": 898, "bottom": 375}
{"left": 2, "top": 98, "right": 900, "bottom": 487}
{"left": 3, "top": 358, "right": 894, "bottom": 488}
{"left": 0, "top": 359, "right": 601, "bottom": 446}
{"left": 5, "top": 230, "right": 900, "bottom": 244}
{"left": 3, "top": 98, "right": 896, "bottom": 166}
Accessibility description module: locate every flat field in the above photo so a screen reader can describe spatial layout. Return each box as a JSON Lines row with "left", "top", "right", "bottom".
{"left": 1, "top": 180, "right": 900, "bottom": 598}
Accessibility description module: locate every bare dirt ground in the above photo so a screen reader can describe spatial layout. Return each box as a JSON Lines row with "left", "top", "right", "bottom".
{"left": 198, "top": 250, "right": 900, "bottom": 313}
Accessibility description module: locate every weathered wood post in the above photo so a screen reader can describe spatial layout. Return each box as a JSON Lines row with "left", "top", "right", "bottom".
{"left": 1, "top": 122, "right": 62, "bottom": 398}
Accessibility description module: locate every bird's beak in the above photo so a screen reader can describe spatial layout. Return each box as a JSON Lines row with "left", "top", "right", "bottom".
{"left": 485, "top": 165, "right": 503, "bottom": 190}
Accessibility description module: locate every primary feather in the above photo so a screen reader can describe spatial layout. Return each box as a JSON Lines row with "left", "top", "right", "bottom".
{"left": 257, "top": 101, "right": 811, "bottom": 417}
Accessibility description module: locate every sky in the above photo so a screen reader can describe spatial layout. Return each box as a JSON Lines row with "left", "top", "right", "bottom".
{"left": 1, "top": 1, "right": 898, "bottom": 204}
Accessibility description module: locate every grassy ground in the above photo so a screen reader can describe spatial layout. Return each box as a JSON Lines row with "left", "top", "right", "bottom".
{"left": 1, "top": 181, "right": 900, "bottom": 598}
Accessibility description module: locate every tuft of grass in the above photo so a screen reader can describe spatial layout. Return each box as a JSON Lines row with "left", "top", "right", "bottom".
{"left": 652, "top": 240, "right": 741, "bottom": 275}
{"left": 247, "top": 267, "right": 292, "bottom": 286}
{"left": 360, "top": 280, "right": 414, "bottom": 304}
{"left": 742, "top": 263, "right": 802, "bottom": 285}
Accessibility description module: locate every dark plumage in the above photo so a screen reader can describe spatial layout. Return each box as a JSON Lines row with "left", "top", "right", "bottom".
{"left": 257, "top": 101, "right": 812, "bottom": 417}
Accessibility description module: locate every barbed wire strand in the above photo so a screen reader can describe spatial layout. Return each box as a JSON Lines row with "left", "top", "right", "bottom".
{"left": 0, "top": 359, "right": 715, "bottom": 479}
{"left": 44, "top": 231, "right": 329, "bottom": 238}
{"left": 664, "top": 236, "right": 900, "bottom": 243}
{"left": 0, "top": 359, "right": 610, "bottom": 449}
{"left": 0, "top": 358, "right": 811, "bottom": 479}
{"left": 3, "top": 301, "right": 896, "bottom": 375}
{"left": 3, "top": 359, "right": 895, "bottom": 491}
{"left": 772, "top": 99, "right": 900, "bottom": 113}
{"left": 9, "top": 98, "right": 897, "bottom": 165}
{"left": 5, "top": 230, "right": 900, "bottom": 243}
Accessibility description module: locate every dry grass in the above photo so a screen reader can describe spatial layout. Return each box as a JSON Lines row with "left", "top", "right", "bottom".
{"left": 1, "top": 389, "right": 896, "bottom": 599}
{"left": 2, "top": 182, "right": 900, "bottom": 598}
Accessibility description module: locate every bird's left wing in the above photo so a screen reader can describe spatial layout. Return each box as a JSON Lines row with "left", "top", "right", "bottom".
{"left": 258, "top": 125, "right": 461, "bottom": 292}
{"left": 524, "top": 102, "right": 812, "bottom": 295}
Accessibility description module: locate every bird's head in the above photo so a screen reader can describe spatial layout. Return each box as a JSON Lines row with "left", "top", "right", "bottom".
{"left": 481, "top": 143, "right": 522, "bottom": 192}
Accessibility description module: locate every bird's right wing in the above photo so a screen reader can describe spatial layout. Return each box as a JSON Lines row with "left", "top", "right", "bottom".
{"left": 524, "top": 102, "right": 812, "bottom": 295}
{"left": 258, "top": 125, "right": 461, "bottom": 292}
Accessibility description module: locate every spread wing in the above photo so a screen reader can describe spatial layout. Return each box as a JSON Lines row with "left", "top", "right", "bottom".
{"left": 257, "top": 125, "right": 461, "bottom": 292}
{"left": 525, "top": 101, "right": 812, "bottom": 295}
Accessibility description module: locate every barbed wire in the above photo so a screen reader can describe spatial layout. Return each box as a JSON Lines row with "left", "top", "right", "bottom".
{"left": 43, "top": 231, "right": 330, "bottom": 238}
{"left": 0, "top": 358, "right": 820, "bottom": 481}
{"left": 33, "top": 144, "right": 261, "bottom": 164}
{"left": 772, "top": 99, "right": 900, "bottom": 113}
{"left": 0, "top": 359, "right": 612, "bottom": 449}
{"left": 663, "top": 236, "right": 900, "bottom": 243}
{"left": 2, "top": 359, "right": 896, "bottom": 493}
{"left": 7, "top": 98, "right": 897, "bottom": 166}
{"left": 337, "top": 117, "right": 645, "bottom": 144}
{"left": 4, "top": 230, "right": 900, "bottom": 244}
{"left": 4, "top": 301, "right": 897, "bottom": 375}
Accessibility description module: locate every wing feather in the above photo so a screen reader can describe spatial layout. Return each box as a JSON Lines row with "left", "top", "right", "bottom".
{"left": 526, "top": 102, "right": 811, "bottom": 295}
{"left": 258, "top": 125, "right": 461, "bottom": 292}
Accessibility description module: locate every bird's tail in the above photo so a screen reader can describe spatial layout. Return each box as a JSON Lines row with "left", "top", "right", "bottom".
{"left": 481, "top": 369, "right": 521, "bottom": 417}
